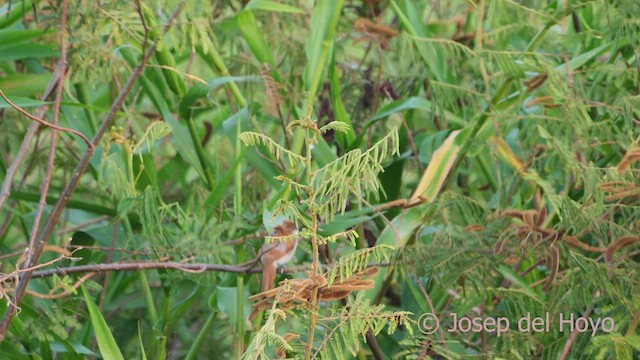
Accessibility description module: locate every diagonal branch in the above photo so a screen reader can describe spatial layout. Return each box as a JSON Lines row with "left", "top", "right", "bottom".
{"left": 25, "top": 0, "right": 69, "bottom": 270}
{"left": 0, "top": 2, "right": 186, "bottom": 342}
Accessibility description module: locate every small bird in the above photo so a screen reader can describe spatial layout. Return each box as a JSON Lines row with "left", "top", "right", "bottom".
{"left": 261, "top": 220, "right": 299, "bottom": 292}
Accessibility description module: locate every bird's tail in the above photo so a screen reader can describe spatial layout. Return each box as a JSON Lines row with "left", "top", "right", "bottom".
{"left": 261, "top": 263, "right": 276, "bottom": 293}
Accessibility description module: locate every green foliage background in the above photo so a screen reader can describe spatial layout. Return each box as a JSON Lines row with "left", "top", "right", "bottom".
{"left": 0, "top": 0, "right": 639, "bottom": 358}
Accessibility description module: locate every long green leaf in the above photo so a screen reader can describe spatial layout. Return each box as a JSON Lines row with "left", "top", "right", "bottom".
{"left": 235, "top": 10, "right": 275, "bottom": 66}
{"left": 328, "top": 45, "right": 355, "bottom": 148}
{"left": 82, "top": 287, "right": 125, "bottom": 360}
{"left": 0, "top": 29, "right": 48, "bottom": 47}
{"left": 245, "top": 0, "right": 304, "bottom": 13}
{"left": 0, "top": 95, "right": 49, "bottom": 109}
{"left": 0, "top": 73, "right": 52, "bottom": 97}
{"left": 0, "top": 43, "right": 58, "bottom": 62}
{"left": 303, "top": 0, "right": 345, "bottom": 108}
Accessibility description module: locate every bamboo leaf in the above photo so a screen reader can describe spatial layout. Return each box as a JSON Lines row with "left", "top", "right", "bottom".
{"left": 410, "top": 130, "right": 460, "bottom": 205}
{"left": 245, "top": 0, "right": 304, "bottom": 13}
{"left": 0, "top": 95, "right": 49, "bottom": 109}
{"left": 82, "top": 287, "right": 125, "bottom": 360}
{"left": 235, "top": 10, "right": 276, "bottom": 66}
{"left": 303, "top": 0, "right": 345, "bottom": 108}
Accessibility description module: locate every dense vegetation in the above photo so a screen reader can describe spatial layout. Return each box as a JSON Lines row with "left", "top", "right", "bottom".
{"left": 0, "top": 0, "right": 639, "bottom": 358}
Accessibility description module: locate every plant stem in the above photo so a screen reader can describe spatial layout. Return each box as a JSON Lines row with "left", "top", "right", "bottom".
{"left": 304, "top": 121, "right": 320, "bottom": 360}
{"left": 185, "top": 311, "right": 216, "bottom": 360}
{"left": 185, "top": 115, "right": 216, "bottom": 190}
{"left": 235, "top": 276, "right": 244, "bottom": 359}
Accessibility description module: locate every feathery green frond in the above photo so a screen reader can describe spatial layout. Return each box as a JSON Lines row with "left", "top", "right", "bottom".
{"left": 326, "top": 245, "right": 394, "bottom": 287}
{"left": 239, "top": 131, "right": 306, "bottom": 166}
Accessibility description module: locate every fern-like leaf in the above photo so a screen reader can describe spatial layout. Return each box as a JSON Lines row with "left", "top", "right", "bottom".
{"left": 239, "top": 132, "right": 306, "bottom": 166}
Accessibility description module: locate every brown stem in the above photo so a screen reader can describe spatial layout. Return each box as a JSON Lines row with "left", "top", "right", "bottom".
{"left": 25, "top": 0, "right": 68, "bottom": 268}
{"left": 0, "top": 259, "right": 392, "bottom": 282}
{"left": 558, "top": 294, "right": 597, "bottom": 360}
{"left": 365, "top": 330, "right": 384, "bottom": 360}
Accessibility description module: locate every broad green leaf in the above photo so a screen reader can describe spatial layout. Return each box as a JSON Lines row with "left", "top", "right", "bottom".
{"left": 178, "top": 76, "right": 260, "bottom": 120}
{"left": 0, "top": 73, "right": 52, "bottom": 97}
{"left": 0, "top": 43, "right": 58, "bottom": 62}
{"left": 319, "top": 207, "right": 376, "bottom": 236}
{"left": 556, "top": 43, "right": 611, "bottom": 74}
{"left": 365, "top": 206, "right": 430, "bottom": 301}
{"left": 410, "top": 130, "right": 460, "bottom": 205}
{"left": 50, "top": 341, "right": 94, "bottom": 355}
{"left": 204, "top": 153, "right": 243, "bottom": 209}
{"left": 222, "top": 108, "right": 282, "bottom": 189}
{"left": 235, "top": 10, "right": 275, "bottom": 66}
{"left": 328, "top": 44, "right": 355, "bottom": 148}
{"left": 120, "top": 46, "right": 205, "bottom": 179}
{"left": 216, "top": 286, "right": 251, "bottom": 332}
{"left": 163, "top": 287, "right": 204, "bottom": 335}
{"left": 303, "top": 0, "right": 345, "bottom": 107}
{"left": 82, "top": 287, "right": 125, "bottom": 360}
{"left": 0, "top": 0, "right": 37, "bottom": 29}
{"left": 354, "top": 97, "right": 465, "bottom": 148}
{"left": 0, "top": 29, "right": 48, "bottom": 47}
{"left": 0, "top": 95, "right": 49, "bottom": 109}
{"left": 390, "top": 0, "right": 448, "bottom": 82}
{"left": 246, "top": 0, "right": 304, "bottom": 13}
{"left": 371, "top": 97, "right": 464, "bottom": 125}
{"left": 496, "top": 265, "right": 539, "bottom": 300}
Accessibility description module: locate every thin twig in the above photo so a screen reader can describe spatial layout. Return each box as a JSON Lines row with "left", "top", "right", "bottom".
{"left": 26, "top": 272, "right": 96, "bottom": 300}
{"left": 0, "top": 62, "right": 61, "bottom": 214}
{"left": 0, "top": 249, "right": 77, "bottom": 285}
{"left": 0, "top": 3, "right": 186, "bottom": 342}
{"left": 0, "top": 260, "right": 391, "bottom": 281}
{"left": 357, "top": 194, "right": 401, "bottom": 245}
{"left": 66, "top": 245, "right": 149, "bottom": 256}
{"left": 134, "top": 0, "right": 149, "bottom": 54}
{"left": 0, "top": 90, "right": 93, "bottom": 149}
{"left": 416, "top": 279, "right": 446, "bottom": 345}
{"left": 394, "top": 106, "right": 425, "bottom": 173}
{"left": 25, "top": 262, "right": 268, "bottom": 278}
{"left": 558, "top": 292, "right": 597, "bottom": 360}
{"left": 54, "top": 215, "right": 111, "bottom": 236}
